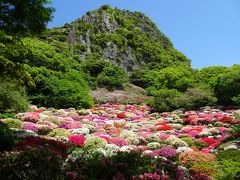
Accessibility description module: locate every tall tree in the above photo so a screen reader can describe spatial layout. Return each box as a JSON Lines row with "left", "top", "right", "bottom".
{"left": 0, "top": 0, "right": 54, "bottom": 34}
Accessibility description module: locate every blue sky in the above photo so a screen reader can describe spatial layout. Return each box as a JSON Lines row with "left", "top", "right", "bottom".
{"left": 48, "top": 0, "right": 240, "bottom": 69}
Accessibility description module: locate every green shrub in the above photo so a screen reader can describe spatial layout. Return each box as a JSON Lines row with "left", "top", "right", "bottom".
{"left": 0, "top": 113, "right": 15, "bottom": 119}
{"left": 81, "top": 59, "right": 111, "bottom": 78}
{"left": 192, "top": 66, "right": 228, "bottom": 89}
{"left": 232, "top": 95, "right": 240, "bottom": 105}
{"left": 212, "top": 150, "right": 240, "bottom": 179}
{"left": 149, "top": 89, "right": 180, "bottom": 112}
{"left": 47, "top": 128, "right": 71, "bottom": 138}
{"left": 215, "top": 65, "right": 240, "bottom": 105}
{"left": 217, "top": 150, "right": 240, "bottom": 162}
{"left": 194, "top": 139, "right": 208, "bottom": 150}
{"left": 29, "top": 69, "right": 93, "bottom": 109}
{"left": 180, "top": 137, "right": 195, "bottom": 147}
{"left": 189, "top": 162, "right": 220, "bottom": 177}
{"left": 130, "top": 67, "right": 153, "bottom": 88}
{"left": 3, "top": 118, "right": 22, "bottom": 129}
{"left": 0, "top": 147, "right": 64, "bottom": 180}
{"left": 175, "top": 85, "right": 217, "bottom": 110}
{"left": 215, "top": 160, "right": 240, "bottom": 180}
{"left": 97, "top": 65, "right": 127, "bottom": 90}
{"left": 0, "top": 122, "right": 14, "bottom": 152}
{"left": 0, "top": 79, "right": 29, "bottom": 113}
{"left": 84, "top": 136, "right": 107, "bottom": 149}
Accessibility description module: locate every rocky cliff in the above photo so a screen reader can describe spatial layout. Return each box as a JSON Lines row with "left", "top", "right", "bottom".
{"left": 45, "top": 5, "right": 190, "bottom": 71}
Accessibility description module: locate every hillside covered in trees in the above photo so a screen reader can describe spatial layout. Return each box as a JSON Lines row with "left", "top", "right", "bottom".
{"left": 1, "top": 4, "right": 240, "bottom": 113}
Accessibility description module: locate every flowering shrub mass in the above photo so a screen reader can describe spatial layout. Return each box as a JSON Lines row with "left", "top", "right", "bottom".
{"left": 152, "top": 146, "right": 177, "bottom": 159}
{"left": 108, "top": 137, "right": 128, "bottom": 147}
{"left": 1, "top": 103, "right": 240, "bottom": 179}
{"left": 68, "top": 135, "right": 85, "bottom": 147}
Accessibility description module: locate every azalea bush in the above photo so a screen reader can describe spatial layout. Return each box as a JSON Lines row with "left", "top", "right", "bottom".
{"left": 2, "top": 118, "right": 23, "bottom": 129}
{"left": 179, "top": 151, "right": 217, "bottom": 168}
{"left": 0, "top": 103, "right": 239, "bottom": 179}
{"left": 0, "top": 147, "right": 65, "bottom": 180}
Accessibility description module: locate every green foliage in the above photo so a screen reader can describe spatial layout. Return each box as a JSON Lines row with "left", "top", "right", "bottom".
{"left": 97, "top": 65, "right": 127, "bottom": 90}
{"left": 47, "top": 128, "right": 71, "bottom": 137}
{"left": 231, "top": 124, "right": 240, "bottom": 136}
{"left": 0, "top": 32, "right": 32, "bottom": 85}
{"left": 180, "top": 137, "right": 195, "bottom": 147}
{"left": 217, "top": 150, "right": 240, "bottom": 162}
{"left": 175, "top": 85, "right": 217, "bottom": 110}
{"left": 3, "top": 118, "right": 22, "bottom": 129}
{"left": 131, "top": 66, "right": 193, "bottom": 92}
{"left": 82, "top": 59, "right": 111, "bottom": 77}
{"left": 0, "top": 147, "right": 64, "bottom": 180}
{"left": 213, "top": 150, "right": 240, "bottom": 179}
{"left": 0, "top": 79, "right": 29, "bottom": 113}
{"left": 194, "top": 139, "right": 208, "bottom": 150}
{"left": 0, "top": 121, "right": 14, "bottom": 152}
{"left": 130, "top": 66, "right": 149, "bottom": 88}
{"left": 23, "top": 37, "right": 81, "bottom": 72}
{"left": 154, "top": 67, "right": 193, "bottom": 92}
{"left": 28, "top": 69, "right": 93, "bottom": 109}
{"left": 215, "top": 65, "right": 240, "bottom": 105}
{"left": 232, "top": 95, "right": 240, "bottom": 105}
{"left": 149, "top": 89, "right": 180, "bottom": 112}
{"left": 192, "top": 66, "right": 228, "bottom": 90}
{"left": 0, "top": 113, "right": 15, "bottom": 119}
{"left": 0, "top": 0, "right": 54, "bottom": 34}
{"left": 215, "top": 159, "right": 240, "bottom": 180}
{"left": 84, "top": 136, "right": 107, "bottom": 149}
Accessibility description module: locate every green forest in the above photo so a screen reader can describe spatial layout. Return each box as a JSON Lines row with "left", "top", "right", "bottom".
{"left": 1, "top": 3, "right": 239, "bottom": 113}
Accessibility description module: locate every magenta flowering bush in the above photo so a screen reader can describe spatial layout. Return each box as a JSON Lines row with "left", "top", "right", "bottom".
{"left": 59, "top": 121, "right": 82, "bottom": 129}
{"left": 132, "top": 173, "right": 169, "bottom": 180}
{"left": 22, "top": 122, "right": 38, "bottom": 132}
{"left": 108, "top": 137, "right": 128, "bottom": 147}
{"left": 152, "top": 146, "right": 177, "bottom": 159}
{"left": 159, "top": 133, "right": 170, "bottom": 140}
{"left": 68, "top": 135, "right": 85, "bottom": 147}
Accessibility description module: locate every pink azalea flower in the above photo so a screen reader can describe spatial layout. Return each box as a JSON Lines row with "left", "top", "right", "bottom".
{"left": 109, "top": 137, "right": 128, "bottom": 147}
{"left": 23, "top": 122, "right": 38, "bottom": 132}
{"left": 22, "top": 112, "right": 40, "bottom": 123}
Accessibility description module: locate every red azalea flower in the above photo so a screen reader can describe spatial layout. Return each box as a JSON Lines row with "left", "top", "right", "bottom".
{"left": 157, "top": 124, "right": 173, "bottom": 131}
{"left": 117, "top": 113, "right": 127, "bottom": 119}
{"left": 68, "top": 135, "right": 85, "bottom": 147}
{"left": 199, "top": 138, "right": 217, "bottom": 146}
{"left": 219, "top": 116, "right": 235, "bottom": 123}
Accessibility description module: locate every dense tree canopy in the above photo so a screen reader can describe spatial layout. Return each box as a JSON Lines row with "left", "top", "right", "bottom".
{"left": 0, "top": 0, "right": 54, "bottom": 34}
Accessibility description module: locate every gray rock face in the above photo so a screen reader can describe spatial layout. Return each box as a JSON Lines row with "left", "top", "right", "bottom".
{"left": 102, "top": 11, "right": 118, "bottom": 32}
{"left": 86, "top": 30, "right": 91, "bottom": 53}
{"left": 102, "top": 42, "right": 118, "bottom": 60}
{"left": 120, "top": 47, "right": 138, "bottom": 71}
{"left": 82, "top": 11, "right": 118, "bottom": 32}
{"left": 67, "top": 29, "right": 76, "bottom": 44}
{"left": 102, "top": 42, "right": 138, "bottom": 71}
